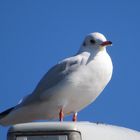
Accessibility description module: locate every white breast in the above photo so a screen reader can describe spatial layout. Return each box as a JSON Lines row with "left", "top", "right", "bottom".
{"left": 58, "top": 51, "right": 113, "bottom": 113}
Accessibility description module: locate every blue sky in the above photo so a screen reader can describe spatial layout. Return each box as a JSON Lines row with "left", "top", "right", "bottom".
{"left": 0, "top": 0, "right": 140, "bottom": 139}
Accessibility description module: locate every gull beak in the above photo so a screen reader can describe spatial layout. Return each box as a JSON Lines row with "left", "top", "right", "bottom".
{"left": 100, "top": 41, "right": 112, "bottom": 47}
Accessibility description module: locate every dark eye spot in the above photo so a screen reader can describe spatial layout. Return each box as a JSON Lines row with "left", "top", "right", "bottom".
{"left": 83, "top": 41, "right": 86, "bottom": 46}
{"left": 90, "top": 39, "right": 95, "bottom": 44}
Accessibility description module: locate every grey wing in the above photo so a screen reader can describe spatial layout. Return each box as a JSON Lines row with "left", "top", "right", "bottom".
{"left": 33, "top": 56, "right": 82, "bottom": 95}
{"left": 18, "top": 56, "right": 82, "bottom": 106}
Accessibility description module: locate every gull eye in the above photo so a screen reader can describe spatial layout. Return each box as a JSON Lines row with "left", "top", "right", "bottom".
{"left": 83, "top": 41, "right": 86, "bottom": 46}
{"left": 90, "top": 39, "right": 96, "bottom": 44}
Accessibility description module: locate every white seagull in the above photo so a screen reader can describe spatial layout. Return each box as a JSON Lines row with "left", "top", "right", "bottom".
{"left": 0, "top": 32, "right": 113, "bottom": 126}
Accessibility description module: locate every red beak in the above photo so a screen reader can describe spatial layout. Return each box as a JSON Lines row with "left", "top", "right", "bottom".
{"left": 100, "top": 41, "right": 112, "bottom": 46}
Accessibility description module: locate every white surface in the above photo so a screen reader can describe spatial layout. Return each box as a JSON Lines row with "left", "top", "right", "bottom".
{"left": 9, "top": 122, "right": 140, "bottom": 140}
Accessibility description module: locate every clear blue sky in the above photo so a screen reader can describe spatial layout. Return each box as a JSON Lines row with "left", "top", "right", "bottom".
{"left": 0, "top": 0, "right": 140, "bottom": 139}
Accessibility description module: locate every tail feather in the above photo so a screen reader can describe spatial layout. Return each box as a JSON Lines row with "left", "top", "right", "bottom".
{"left": 0, "top": 107, "right": 15, "bottom": 120}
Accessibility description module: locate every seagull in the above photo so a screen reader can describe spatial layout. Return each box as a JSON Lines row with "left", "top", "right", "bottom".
{"left": 0, "top": 32, "right": 113, "bottom": 126}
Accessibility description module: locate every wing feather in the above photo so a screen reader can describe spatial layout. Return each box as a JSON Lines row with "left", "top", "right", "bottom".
{"left": 19, "top": 55, "right": 82, "bottom": 105}
{"left": 33, "top": 55, "right": 82, "bottom": 94}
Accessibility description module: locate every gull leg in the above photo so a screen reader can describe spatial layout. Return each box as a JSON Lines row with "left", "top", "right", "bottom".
{"left": 59, "top": 108, "right": 64, "bottom": 122}
{"left": 72, "top": 112, "right": 77, "bottom": 122}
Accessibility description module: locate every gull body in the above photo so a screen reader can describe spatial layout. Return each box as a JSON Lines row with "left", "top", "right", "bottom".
{"left": 0, "top": 32, "right": 113, "bottom": 126}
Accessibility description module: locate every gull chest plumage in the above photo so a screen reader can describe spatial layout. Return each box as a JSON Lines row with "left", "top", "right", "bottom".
{"left": 0, "top": 32, "right": 113, "bottom": 126}
{"left": 54, "top": 50, "right": 113, "bottom": 114}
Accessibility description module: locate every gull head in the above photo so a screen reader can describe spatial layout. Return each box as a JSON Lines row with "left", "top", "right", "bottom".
{"left": 80, "top": 32, "right": 112, "bottom": 53}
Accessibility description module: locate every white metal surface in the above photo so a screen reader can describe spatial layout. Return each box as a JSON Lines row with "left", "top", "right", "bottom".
{"left": 8, "top": 122, "right": 140, "bottom": 140}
